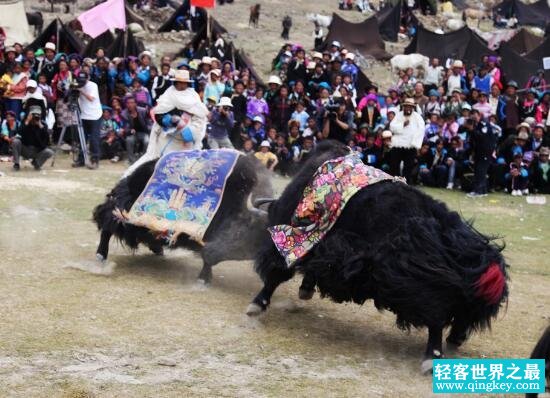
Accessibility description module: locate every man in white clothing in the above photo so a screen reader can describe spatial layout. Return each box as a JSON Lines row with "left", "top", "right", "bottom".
{"left": 76, "top": 72, "right": 103, "bottom": 169}
{"left": 424, "top": 58, "right": 443, "bottom": 93}
{"left": 389, "top": 97, "right": 425, "bottom": 183}
{"left": 122, "top": 69, "right": 209, "bottom": 178}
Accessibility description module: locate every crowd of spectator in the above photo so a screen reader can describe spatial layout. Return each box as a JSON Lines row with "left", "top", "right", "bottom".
{"left": 0, "top": 27, "right": 548, "bottom": 196}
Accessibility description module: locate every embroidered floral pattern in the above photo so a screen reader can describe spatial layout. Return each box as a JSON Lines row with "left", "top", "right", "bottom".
{"left": 269, "top": 153, "right": 404, "bottom": 267}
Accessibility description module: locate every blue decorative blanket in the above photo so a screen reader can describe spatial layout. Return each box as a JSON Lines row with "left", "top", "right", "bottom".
{"left": 127, "top": 149, "right": 241, "bottom": 244}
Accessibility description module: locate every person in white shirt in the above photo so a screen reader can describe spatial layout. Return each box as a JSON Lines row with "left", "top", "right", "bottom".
{"left": 122, "top": 69, "right": 209, "bottom": 178}
{"left": 446, "top": 60, "right": 464, "bottom": 97}
{"left": 389, "top": 97, "right": 426, "bottom": 183}
{"left": 76, "top": 71, "right": 102, "bottom": 169}
{"left": 424, "top": 58, "right": 443, "bottom": 92}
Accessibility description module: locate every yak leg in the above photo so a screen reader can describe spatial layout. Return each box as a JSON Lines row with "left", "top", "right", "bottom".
{"left": 421, "top": 325, "right": 444, "bottom": 375}
{"left": 298, "top": 272, "right": 316, "bottom": 300}
{"left": 446, "top": 314, "right": 469, "bottom": 350}
{"left": 148, "top": 240, "right": 164, "bottom": 256}
{"left": 96, "top": 230, "right": 112, "bottom": 262}
{"left": 246, "top": 267, "right": 294, "bottom": 316}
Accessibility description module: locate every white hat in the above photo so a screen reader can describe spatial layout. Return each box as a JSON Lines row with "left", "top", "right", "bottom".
{"left": 138, "top": 50, "right": 152, "bottom": 60}
{"left": 26, "top": 80, "right": 37, "bottom": 89}
{"left": 210, "top": 69, "right": 221, "bottom": 77}
{"left": 253, "top": 116, "right": 264, "bottom": 124}
{"left": 345, "top": 53, "right": 355, "bottom": 61}
{"left": 284, "top": 51, "right": 292, "bottom": 57}
{"left": 268, "top": 75, "right": 282, "bottom": 85}
{"left": 382, "top": 130, "right": 393, "bottom": 139}
{"left": 452, "top": 60, "right": 463, "bottom": 68}
{"left": 260, "top": 140, "right": 271, "bottom": 147}
{"left": 170, "top": 69, "right": 193, "bottom": 83}
{"left": 403, "top": 98, "right": 416, "bottom": 107}
{"left": 388, "top": 107, "right": 399, "bottom": 114}
{"left": 331, "top": 40, "right": 341, "bottom": 48}
{"left": 44, "top": 42, "right": 56, "bottom": 51}
{"left": 200, "top": 56, "right": 212, "bottom": 65}
{"left": 218, "top": 97, "right": 233, "bottom": 107}
{"left": 461, "top": 103, "right": 472, "bottom": 111}
{"left": 312, "top": 51, "right": 323, "bottom": 59}
{"left": 307, "top": 62, "right": 316, "bottom": 70}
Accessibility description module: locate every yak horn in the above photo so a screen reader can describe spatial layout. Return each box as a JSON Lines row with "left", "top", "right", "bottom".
{"left": 252, "top": 197, "right": 277, "bottom": 208}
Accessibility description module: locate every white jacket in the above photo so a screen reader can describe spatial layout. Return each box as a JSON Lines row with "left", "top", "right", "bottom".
{"left": 389, "top": 111, "right": 426, "bottom": 149}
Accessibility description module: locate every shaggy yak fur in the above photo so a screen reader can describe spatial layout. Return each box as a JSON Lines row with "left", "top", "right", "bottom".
{"left": 247, "top": 140, "right": 509, "bottom": 372}
{"left": 526, "top": 326, "right": 550, "bottom": 398}
{"left": 93, "top": 154, "right": 271, "bottom": 283}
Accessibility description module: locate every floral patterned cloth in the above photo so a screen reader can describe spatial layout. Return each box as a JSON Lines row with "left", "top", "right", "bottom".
{"left": 269, "top": 153, "right": 405, "bottom": 267}
{"left": 127, "top": 149, "right": 241, "bottom": 245}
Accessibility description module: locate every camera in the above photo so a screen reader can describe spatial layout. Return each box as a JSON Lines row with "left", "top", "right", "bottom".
{"left": 325, "top": 101, "right": 341, "bottom": 120}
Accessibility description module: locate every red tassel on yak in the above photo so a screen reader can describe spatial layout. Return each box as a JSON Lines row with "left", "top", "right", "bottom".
{"left": 475, "top": 263, "right": 505, "bottom": 304}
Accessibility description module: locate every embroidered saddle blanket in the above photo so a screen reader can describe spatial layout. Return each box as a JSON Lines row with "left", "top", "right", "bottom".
{"left": 269, "top": 153, "right": 404, "bottom": 267}
{"left": 126, "top": 149, "right": 241, "bottom": 244}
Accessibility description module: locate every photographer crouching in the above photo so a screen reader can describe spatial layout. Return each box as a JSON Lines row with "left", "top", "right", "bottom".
{"left": 11, "top": 106, "right": 53, "bottom": 171}
{"left": 73, "top": 71, "right": 102, "bottom": 169}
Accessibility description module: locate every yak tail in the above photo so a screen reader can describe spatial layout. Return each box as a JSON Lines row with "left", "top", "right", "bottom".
{"left": 474, "top": 263, "right": 506, "bottom": 305}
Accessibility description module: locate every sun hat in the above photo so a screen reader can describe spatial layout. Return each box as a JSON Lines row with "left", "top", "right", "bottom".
{"left": 331, "top": 40, "right": 341, "bottom": 48}
{"left": 382, "top": 130, "right": 393, "bottom": 139}
{"left": 452, "top": 60, "right": 463, "bottom": 68}
{"left": 268, "top": 75, "right": 282, "bottom": 85}
{"left": 44, "top": 42, "right": 56, "bottom": 51}
{"left": 26, "top": 80, "right": 37, "bottom": 89}
{"left": 516, "top": 122, "right": 531, "bottom": 132}
{"left": 517, "top": 131, "right": 529, "bottom": 140}
{"left": 218, "top": 97, "right": 233, "bottom": 107}
{"left": 307, "top": 62, "right": 316, "bottom": 70}
{"left": 253, "top": 116, "right": 264, "bottom": 124}
{"left": 345, "top": 53, "right": 355, "bottom": 61}
{"left": 210, "top": 69, "right": 221, "bottom": 77}
{"left": 539, "top": 147, "right": 549, "bottom": 156}
{"left": 403, "top": 98, "right": 416, "bottom": 107}
{"left": 170, "top": 69, "right": 193, "bottom": 83}
{"left": 260, "top": 140, "right": 270, "bottom": 147}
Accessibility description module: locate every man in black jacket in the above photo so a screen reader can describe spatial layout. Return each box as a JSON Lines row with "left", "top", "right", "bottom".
{"left": 11, "top": 106, "right": 53, "bottom": 171}
{"left": 467, "top": 110, "right": 497, "bottom": 197}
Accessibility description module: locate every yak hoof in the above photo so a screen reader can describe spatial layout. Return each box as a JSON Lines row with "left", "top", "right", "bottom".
{"left": 96, "top": 253, "right": 106, "bottom": 263}
{"left": 196, "top": 277, "right": 210, "bottom": 286}
{"left": 246, "top": 302, "right": 264, "bottom": 317}
{"left": 421, "top": 359, "right": 433, "bottom": 375}
{"left": 298, "top": 288, "right": 314, "bottom": 300}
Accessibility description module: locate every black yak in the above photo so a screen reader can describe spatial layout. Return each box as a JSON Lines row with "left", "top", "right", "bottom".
{"left": 526, "top": 326, "right": 550, "bottom": 398}
{"left": 246, "top": 141, "right": 509, "bottom": 372}
{"left": 93, "top": 154, "right": 272, "bottom": 283}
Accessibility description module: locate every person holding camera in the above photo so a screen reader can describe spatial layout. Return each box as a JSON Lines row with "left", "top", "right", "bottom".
{"left": 207, "top": 97, "right": 235, "bottom": 149}
{"left": 322, "top": 99, "right": 354, "bottom": 143}
{"left": 11, "top": 105, "right": 53, "bottom": 171}
{"left": 75, "top": 71, "right": 102, "bottom": 169}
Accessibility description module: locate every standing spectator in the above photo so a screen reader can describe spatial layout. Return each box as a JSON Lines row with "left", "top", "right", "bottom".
{"left": 270, "top": 85, "right": 292, "bottom": 133}
{"left": 247, "top": 87, "right": 269, "bottom": 123}
{"left": 151, "top": 63, "right": 172, "bottom": 103}
{"left": 389, "top": 98, "right": 425, "bottom": 183}
{"left": 290, "top": 101, "right": 309, "bottom": 132}
{"left": 424, "top": 58, "right": 443, "bottom": 93}
{"left": 281, "top": 16, "right": 292, "bottom": 40}
{"left": 207, "top": 97, "right": 234, "bottom": 149}
{"left": 76, "top": 71, "right": 103, "bottom": 169}
{"left": 497, "top": 80, "right": 520, "bottom": 139}
{"left": 467, "top": 112, "right": 497, "bottom": 197}
{"left": 203, "top": 69, "right": 225, "bottom": 105}
{"left": 445, "top": 60, "right": 466, "bottom": 96}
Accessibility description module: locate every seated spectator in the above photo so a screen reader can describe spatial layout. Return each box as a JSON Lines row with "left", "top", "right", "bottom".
{"left": 379, "top": 130, "right": 393, "bottom": 172}
{"left": 203, "top": 69, "right": 225, "bottom": 105}
{"left": 241, "top": 138, "right": 255, "bottom": 155}
{"left": 295, "top": 136, "right": 315, "bottom": 165}
{"left": 506, "top": 153, "right": 529, "bottom": 196}
{"left": 11, "top": 106, "right": 53, "bottom": 171}
{"left": 530, "top": 146, "right": 550, "bottom": 193}
{"left": 362, "top": 133, "right": 382, "bottom": 167}
{"left": 273, "top": 135, "right": 293, "bottom": 176}
{"left": 121, "top": 96, "right": 151, "bottom": 165}
{"left": 130, "top": 78, "right": 152, "bottom": 108}
{"left": 290, "top": 101, "right": 309, "bottom": 132}
{"left": 417, "top": 139, "right": 456, "bottom": 189}
{"left": 248, "top": 116, "right": 265, "bottom": 145}
{"left": 0, "top": 111, "right": 20, "bottom": 155}
{"left": 254, "top": 140, "right": 278, "bottom": 171}
{"left": 247, "top": 86, "right": 269, "bottom": 123}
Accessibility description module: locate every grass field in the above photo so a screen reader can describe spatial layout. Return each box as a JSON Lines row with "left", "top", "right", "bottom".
{"left": 0, "top": 156, "right": 548, "bottom": 397}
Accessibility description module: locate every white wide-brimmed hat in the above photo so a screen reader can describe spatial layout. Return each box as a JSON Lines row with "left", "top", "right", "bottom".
{"left": 170, "top": 69, "right": 193, "bottom": 83}
{"left": 218, "top": 97, "right": 233, "bottom": 107}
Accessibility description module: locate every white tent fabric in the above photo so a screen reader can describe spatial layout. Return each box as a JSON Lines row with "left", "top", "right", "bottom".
{"left": 0, "top": 0, "right": 32, "bottom": 45}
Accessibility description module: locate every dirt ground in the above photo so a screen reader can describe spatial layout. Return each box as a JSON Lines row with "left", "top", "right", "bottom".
{"left": 0, "top": 156, "right": 549, "bottom": 397}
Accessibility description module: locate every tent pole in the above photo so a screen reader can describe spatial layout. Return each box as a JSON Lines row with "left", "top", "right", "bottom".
{"left": 123, "top": 30, "right": 127, "bottom": 58}
{"left": 206, "top": 10, "right": 211, "bottom": 44}
{"left": 56, "top": 18, "right": 60, "bottom": 53}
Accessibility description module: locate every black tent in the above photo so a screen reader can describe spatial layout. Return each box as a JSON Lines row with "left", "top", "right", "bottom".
{"left": 322, "top": 14, "right": 392, "bottom": 60}
{"left": 27, "top": 18, "right": 84, "bottom": 54}
{"left": 81, "top": 30, "right": 115, "bottom": 57}
{"left": 405, "top": 25, "right": 495, "bottom": 64}
{"left": 377, "top": 1, "right": 419, "bottom": 42}
{"left": 106, "top": 29, "right": 145, "bottom": 58}
{"left": 505, "top": 28, "right": 544, "bottom": 54}
{"left": 158, "top": 0, "right": 206, "bottom": 32}
{"left": 499, "top": 42, "right": 549, "bottom": 86}
{"left": 525, "top": 35, "right": 550, "bottom": 62}
{"left": 377, "top": 2, "right": 402, "bottom": 42}
{"left": 493, "top": 0, "right": 550, "bottom": 28}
